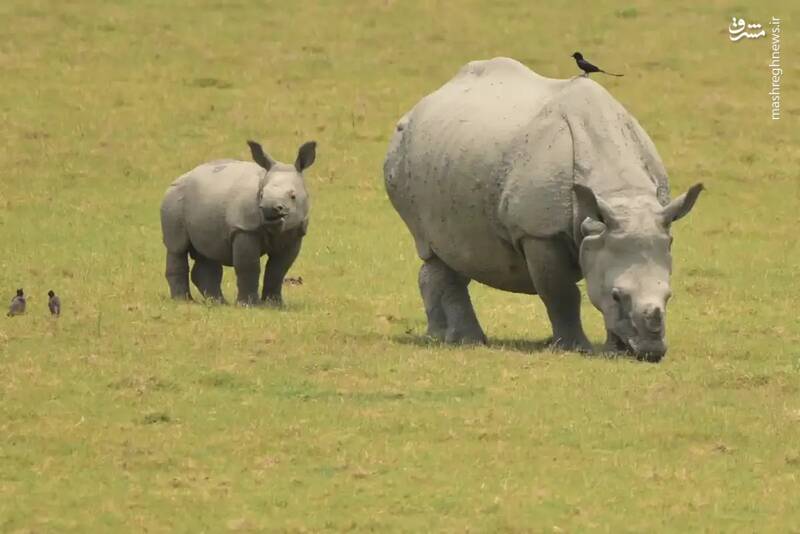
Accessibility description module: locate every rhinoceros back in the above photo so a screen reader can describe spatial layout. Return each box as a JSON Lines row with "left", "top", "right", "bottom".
{"left": 162, "top": 160, "right": 265, "bottom": 265}
{"left": 385, "top": 57, "right": 570, "bottom": 291}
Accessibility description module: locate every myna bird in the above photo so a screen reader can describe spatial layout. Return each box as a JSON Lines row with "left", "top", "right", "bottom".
{"left": 48, "top": 290, "right": 61, "bottom": 317}
{"left": 7, "top": 288, "right": 25, "bottom": 316}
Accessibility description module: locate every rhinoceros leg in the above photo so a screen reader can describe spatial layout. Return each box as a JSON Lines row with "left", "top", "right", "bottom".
{"left": 522, "top": 238, "right": 592, "bottom": 352}
{"left": 232, "top": 232, "right": 262, "bottom": 306}
{"left": 165, "top": 251, "right": 192, "bottom": 300}
{"left": 418, "top": 261, "right": 448, "bottom": 340}
{"left": 191, "top": 255, "right": 225, "bottom": 303}
{"left": 419, "top": 256, "right": 487, "bottom": 345}
{"left": 261, "top": 238, "right": 302, "bottom": 307}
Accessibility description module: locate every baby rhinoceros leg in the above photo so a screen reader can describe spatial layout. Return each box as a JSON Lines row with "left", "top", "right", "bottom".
{"left": 419, "top": 256, "right": 487, "bottom": 345}
{"left": 190, "top": 255, "right": 225, "bottom": 303}
{"left": 418, "top": 261, "right": 448, "bottom": 340}
{"left": 165, "top": 251, "right": 192, "bottom": 300}
{"left": 232, "top": 232, "right": 262, "bottom": 306}
{"left": 261, "top": 238, "right": 302, "bottom": 307}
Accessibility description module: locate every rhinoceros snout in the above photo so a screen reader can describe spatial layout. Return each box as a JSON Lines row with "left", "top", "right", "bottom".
{"left": 643, "top": 306, "right": 664, "bottom": 334}
{"left": 262, "top": 204, "right": 289, "bottom": 221}
{"left": 629, "top": 338, "right": 667, "bottom": 363}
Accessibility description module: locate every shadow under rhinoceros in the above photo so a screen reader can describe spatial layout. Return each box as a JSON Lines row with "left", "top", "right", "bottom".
{"left": 391, "top": 334, "right": 557, "bottom": 354}
{"left": 392, "top": 333, "right": 629, "bottom": 359}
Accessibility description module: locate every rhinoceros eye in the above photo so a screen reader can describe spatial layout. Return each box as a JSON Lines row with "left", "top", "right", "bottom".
{"left": 612, "top": 288, "right": 629, "bottom": 320}
{"left": 612, "top": 287, "right": 622, "bottom": 303}
{"left": 290, "top": 192, "right": 297, "bottom": 200}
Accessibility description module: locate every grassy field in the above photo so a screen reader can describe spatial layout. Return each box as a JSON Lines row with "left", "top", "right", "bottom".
{"left": 1, "top": 0, "right": 798, "bottom": 531}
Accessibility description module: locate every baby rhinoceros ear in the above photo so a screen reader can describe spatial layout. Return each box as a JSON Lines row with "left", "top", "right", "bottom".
{"left": 247, "top": 140, "right": 276, "bottom": 171}
{"left": 295, "top": 141, "right": 317, "bottom": 172}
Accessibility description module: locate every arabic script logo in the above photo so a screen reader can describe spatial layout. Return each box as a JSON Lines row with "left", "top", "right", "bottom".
{"left": 729, "top": 17, "right": 766, "bottom": 41}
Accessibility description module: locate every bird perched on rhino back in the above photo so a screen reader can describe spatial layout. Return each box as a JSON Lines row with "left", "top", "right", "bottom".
{"left": 571, "top": 52, "right": 623, "bottom": 77}
{"left": 160, "top": 139, "right": 316, "bottom": 306}
{"left": 48, "top": 290, "right": 61, "bottom": 316}
{"left": 7, "top": 288, "right": 25, "bottom": 316}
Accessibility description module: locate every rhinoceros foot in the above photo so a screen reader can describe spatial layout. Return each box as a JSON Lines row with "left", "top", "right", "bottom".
{"left": 549, "top": 335, "right": 593, "bottom": 354}
{"left": 444, "top": 327, "right": 488, "bottom": 346}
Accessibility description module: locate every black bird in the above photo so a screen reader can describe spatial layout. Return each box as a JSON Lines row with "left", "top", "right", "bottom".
{"left": 571, "top": 52, "right": 623, "bottom": 77}
{"left": 48, "top": 290, "right": 61, "bottom": 317}
{"left": 7, "top": 288, "right": 25, "bottom": 317}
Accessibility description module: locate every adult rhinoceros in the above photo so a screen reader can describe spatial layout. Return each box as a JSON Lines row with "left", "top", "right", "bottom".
{"left": 384, "top": 57, "right": 702, "bottom": 362}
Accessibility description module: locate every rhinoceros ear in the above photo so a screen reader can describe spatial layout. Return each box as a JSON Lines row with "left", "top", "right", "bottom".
{"left": 295, "top": 141, "right": 317, "bottom": 172}
{"left": 573, "top": 184, "right": 617, "bottom": 228}
{"left": 662, "top": 183, "right": 704, "bottom": 223}
{"left": 581, "top": 217, "right": 606, "bottom": 237}
{"left": 247, "top": 140, "right": 275, "bottom": 171}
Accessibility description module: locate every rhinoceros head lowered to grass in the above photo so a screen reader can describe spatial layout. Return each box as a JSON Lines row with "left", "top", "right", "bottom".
{"left": 247, "top": 139, "right": 316, "bottom": 233}
{"left": 574, "top": 183, "right": 704, "bottom": 362}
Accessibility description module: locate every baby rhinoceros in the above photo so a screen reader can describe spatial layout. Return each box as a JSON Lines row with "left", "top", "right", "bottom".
{"left": 160, "top": 139, "right": 316, "bottom": 306}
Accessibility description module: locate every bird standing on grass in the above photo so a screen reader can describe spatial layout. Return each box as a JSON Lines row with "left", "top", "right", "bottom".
{"left": 48, "top": 290, "right": 61, "bottom": 317}
{"left": 571, "top": 52, "right": 624, "bottom": 77}
{"left": 7, "top": 289, "right": 26, "bottom": 316}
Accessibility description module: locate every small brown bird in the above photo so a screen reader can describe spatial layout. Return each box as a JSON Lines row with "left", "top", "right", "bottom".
{"left": 7, "top": 288, "right": 26, "bottom": 316}
{"left": 48, "top": 290, "right": 61, "bottom": 316}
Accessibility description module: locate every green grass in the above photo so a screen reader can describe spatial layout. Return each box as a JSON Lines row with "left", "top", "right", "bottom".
{"left": 1, "top": 0, "right": 798, "bottom": 530}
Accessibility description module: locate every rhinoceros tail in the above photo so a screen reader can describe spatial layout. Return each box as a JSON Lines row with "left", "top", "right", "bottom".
{"left": 383, "top": 114, "right": 410, "bottom": 190}
{"left": 160, "top": 183, "right": 190, "bottom": 254}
